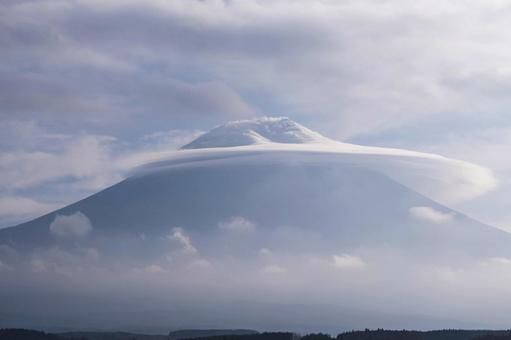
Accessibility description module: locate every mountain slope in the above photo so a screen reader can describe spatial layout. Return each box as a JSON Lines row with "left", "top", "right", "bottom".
{"left": 0, "top": 160, "right": 508, "bottom": 260}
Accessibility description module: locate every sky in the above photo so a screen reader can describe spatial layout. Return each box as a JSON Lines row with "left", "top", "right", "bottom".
{"left": 2, "top": 0, "right": 511, "bottom": 230}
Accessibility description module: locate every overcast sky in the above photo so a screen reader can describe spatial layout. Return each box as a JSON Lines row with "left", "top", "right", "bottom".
{"left": 2, "top": 0, "right": 511, "bottom": 229}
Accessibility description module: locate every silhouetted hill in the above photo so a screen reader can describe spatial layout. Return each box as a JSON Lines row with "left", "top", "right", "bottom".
{"left": 336, "top": 329, "right": 511, "bottom": 340}
{"left": 60, "top": 331, "right": 168, "bottom": 340}
{"left": 186, "top": 330, "right": 511, "bottom": 340}
{"left": 475, "top": 334, "right": 511, "bottom": 340}
{"left": 169, "top": 330, "right": 258, "bottom": 340}
{"left": 0, "top": 328, "right": 62, "bottom": 340}
{"left": 186, "top": 332, "right": 297, "bottom": 340}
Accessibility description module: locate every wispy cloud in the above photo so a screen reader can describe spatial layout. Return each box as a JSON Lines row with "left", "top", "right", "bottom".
{"left": 409, "top": 206, "right": 454, "bottom": 224}
{"left": 167, "top": 227, "right": 197, "bottom": 255}
{"left": 332, "top": 254, "right": 366, "bottom": 269}
{"left": 0, "top": 122, "right": 204, "bottom": 227}
{"left": 261, "top": 264, "right": 287, "bottom": 275}
{"left": 0, "top": 196, "right": 59, "bottom": 226}
{"left": 218, "top": 216, "right": 256, "bottom": 232}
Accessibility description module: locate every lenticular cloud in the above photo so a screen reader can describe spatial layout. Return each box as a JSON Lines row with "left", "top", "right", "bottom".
{"left": 140, "top": 117, "right": 496, "bottom": 204}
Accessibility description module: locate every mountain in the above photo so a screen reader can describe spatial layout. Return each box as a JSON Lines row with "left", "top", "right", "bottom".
{"left": 0, "top": 117, "right": 509, "bottom": 332}
{"left": 180, "top": 117, "right": 331, "bottom": 149}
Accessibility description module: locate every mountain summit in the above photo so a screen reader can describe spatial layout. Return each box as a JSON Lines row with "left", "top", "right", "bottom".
{"left": 181, "top": 117, "right": 332, "bottom": 149}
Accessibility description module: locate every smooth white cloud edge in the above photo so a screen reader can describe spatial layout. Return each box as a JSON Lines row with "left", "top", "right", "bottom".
{"left": 134, "top": 141, "right": 497, "bottom": 205}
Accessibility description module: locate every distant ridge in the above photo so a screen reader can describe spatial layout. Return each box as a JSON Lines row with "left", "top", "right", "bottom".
{"left": 60, "top": 331, "right": 167, "bottom": 340}
{"left": 169, "top": 329, "right": 259, "bottom": 340}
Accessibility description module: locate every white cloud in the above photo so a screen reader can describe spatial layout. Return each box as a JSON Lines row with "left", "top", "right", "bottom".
{"left": 409, "top": 206, "right": 454, "bottom": 224}
{"left": 84, "top": 247, "right": 100, "bottom": 261}
{"left": 0, "top": 135, "right": 118, "bottom": 191}
{"left": 488, "top": 257, "right": 511, "bottom": 265}
{"left": 142, "top": 129, "right": 204, "bottom": 150}
{"left": 259, "top": 248, "right": 272, "bottom": 256}
{"left": 0, "top": 244, "right": 18, "bottom": 261}
{"left": 332, "top": 254, "right": 366, "bottom": 269}
{"left": 0, "top": 260, "right": 12, "bottom": 272}
{"left": 167, "top": 227, "right": 197, "bottom": 255}
{"left": 0, "top": 123, "right": 204, "bottom": 227}
{"left": 144, "top": 264, "right": 167, "bottom": 274}
{"left": 190, "top": 259, "right": 213, "bottom": 269}
{"left": 0, "top": 197, "right": 58, "bottom": 217}
{"left": 0, "top": 196, "right": 60, "bottom": 227}
{"left": 49, "top": 211, "right": 93, "bottom": 237}
{"left": 261, "top": 264, "right": 287, "bottom": 275}
{"left": 218, "top": 216, "right": 256, "bottom": 232}
{"left": 31, "top": 258, "right": 47, "bottom": 273}
{"left": 29, "top": 245, "right": 99, "bottom": 275}
{"left": 406, "top": 128, "right": 511, "bottom": 232}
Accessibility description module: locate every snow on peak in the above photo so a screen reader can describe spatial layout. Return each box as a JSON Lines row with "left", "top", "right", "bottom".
{"left": 181, "top": 117, "right": 332, "bottom": 149}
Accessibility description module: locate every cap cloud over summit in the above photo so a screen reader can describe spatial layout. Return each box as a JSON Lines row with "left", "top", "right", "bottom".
{"left": 151, "top": 117, "right": 496, "bottom": 205}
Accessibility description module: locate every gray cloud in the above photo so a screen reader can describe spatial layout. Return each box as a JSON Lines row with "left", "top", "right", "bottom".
{"left": 1, "top": 1, "right": 257, "bottom": 125}
{"left": 3, "top": 0, "right": 511, "bottom": 136}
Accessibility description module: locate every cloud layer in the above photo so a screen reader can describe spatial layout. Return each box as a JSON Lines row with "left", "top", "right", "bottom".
{"left": 3, "top": 0, "right": 511, "bottom": 228}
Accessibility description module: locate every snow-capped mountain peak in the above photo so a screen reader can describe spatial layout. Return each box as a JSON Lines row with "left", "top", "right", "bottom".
{"left": 181, "top": 117, "right": 332, "bottom": 149}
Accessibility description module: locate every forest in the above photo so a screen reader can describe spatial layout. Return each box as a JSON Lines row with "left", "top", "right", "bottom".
{"left": 3, "top": 329, "right": 511, "bottom": 340}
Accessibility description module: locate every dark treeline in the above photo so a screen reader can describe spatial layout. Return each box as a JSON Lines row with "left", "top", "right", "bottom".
{"left": 335, "top": 329, "right": 511, "bottom": 340}
{"left": 336, "top": 329, "right": 421, "bottom": 340}
{"left": 169, "top": 330, "right": 257, "bottom": 340}
{"left": 3, "top": 329, "right": 511, "bottom": 340}
{"left": 0, "top": 329, "right": 62, "bottom": 340}
{"left": 188, "top": 330, "right": 511, "bottom": 340}
{"left": 476, "top": 335, "right": 511, "bottom": 340}
{"left": 187, "top": 332, "right": 298, "bottom": 340}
